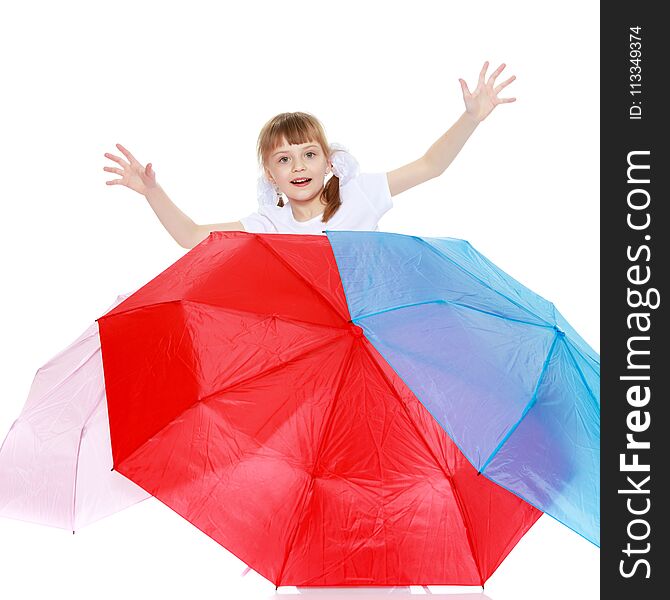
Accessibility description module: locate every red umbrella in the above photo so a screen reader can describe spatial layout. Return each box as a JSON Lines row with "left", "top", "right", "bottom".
{"left": 97, "top": 231, "right": 541, "bottom": 587}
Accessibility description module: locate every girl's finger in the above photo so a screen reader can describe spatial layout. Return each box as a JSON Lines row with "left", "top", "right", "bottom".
{"left": 499, "top": 97, "right": 517, "bottom": 103}
{"left": 478, "top": 61, "right": 489, "bottom": 85}
{"left": 494, "top": 75, "right": 516, "bottom": 94}
{"left": 459, "top": 78, "right": 471, "bottom": 97}
{"left": 104, "top": 152, "right": 129, "bottom": 168}
{"left": 487, "top": 63, "right": 506, "bottom": 86}
{"left": 116, "top": 143, "right": 139, "bottom": 164}
{"left": 105, "top": 179, "right": 122, "bottom": 185}
{"left": 103, "top": 166, "right": 123, "bottom": 175}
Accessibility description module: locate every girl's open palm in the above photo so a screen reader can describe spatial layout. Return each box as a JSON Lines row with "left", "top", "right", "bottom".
{"left": 459, "top": 61, "right": 516, "bottom": 123}
{"left": 103, "top": 143, "right": 157, "bottom": 196}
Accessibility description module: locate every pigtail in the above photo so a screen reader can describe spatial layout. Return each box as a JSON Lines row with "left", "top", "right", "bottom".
{"left": 321, "top": 174, "right": 342, "bottom": 223}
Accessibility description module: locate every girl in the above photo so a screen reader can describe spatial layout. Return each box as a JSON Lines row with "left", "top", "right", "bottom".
{"left": 1, "top": 61, "right": 516, "bottom": 530}
{"left": 103, "top": 61, "right": 516, "bottom": 248}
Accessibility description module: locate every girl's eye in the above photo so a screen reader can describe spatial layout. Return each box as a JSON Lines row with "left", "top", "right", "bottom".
{"left": 278, "top": 152, "right": 315, "bottom": 164}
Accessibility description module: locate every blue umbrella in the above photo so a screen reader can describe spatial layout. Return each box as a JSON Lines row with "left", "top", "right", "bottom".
{"left": 327, "top": 230, "right": 600, "bottom": 546}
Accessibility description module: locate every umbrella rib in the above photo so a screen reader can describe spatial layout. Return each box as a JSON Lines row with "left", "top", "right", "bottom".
{"left": 357, "top": 340, "right": 485, "bottom": 585}
{"left": 254, "top": 235, "right": 350, "bottom": 322}
{"left": 354, "top": 298, "right": 553, "bottom": 331}
{"left": 96, "top": 299, "right": 182, "bottom": 321}
{"left": 553, "top": 305, "right": 600, "bottom": 368}
{"left": 0, "top": 419, "right": 19, "bottom": 469}
{"left": 43, "top": 367, "right": 105, "bottom": 434}
{"left": 179, "top": 299, "right": 350, "bottom": 332}
{"left": 274, "top": 337, "right": 357, "bottom": 587}
{"left": 70, "top": 422, "right": 87, "bottom": 532}
{"left": 414, "top": 237, "right": 551, "bottom": 327}
{"left": 447, "top": 475, "right": 485, "bottom": 587}
{"left": 561, "top": 339, "right": 600, "bottom": 410}
{"left": 104, "top": 297, "right": 351, "bottom": 337}
{"left": 29, "top": 345, "right": 102, "bottom": 419}
{"left": 479, "top": 331, "right": 560, "bottom": 475}
{"left": 70, "top": 389, "right": 108, "bottom": 531}
{"left": 565, "top": 336, "right": 600, "bottom": 376}
{"left": 196, "top": 330, "right": 350, "bottom": 403}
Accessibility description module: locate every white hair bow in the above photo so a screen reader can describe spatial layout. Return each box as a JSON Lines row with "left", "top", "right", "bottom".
{"left": 256, "top": 142, "right": 360, "bottom": 209}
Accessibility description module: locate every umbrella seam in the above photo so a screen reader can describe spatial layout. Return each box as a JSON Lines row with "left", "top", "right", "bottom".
{"left": 353, "top": 298, "right": 554, "bottom": 330}
{"left": 357, "top": 339, "right": 485, "bottom": 585}
{"left": 561, "top": 339, "right": 600, "bottom": 410}
{"left": 70, "top": 424, "right": 86, "bottom": 532}
{"left": 195, "top": 329, "right": 350, "bottom": 404}
{"left": 447, "top": 475, "right": 485, "bottom": 586}
{"left": 179, "top": 300, "right": 352, "bottom": 332}
{"left": 70, "top": 392, "right": 106, "bottom": 531}
{"left": 45, "top": 365, "right": 104, "bottom": 438}
{"left": 564, "top": 336, "right": 601, "bottom": 376}
{"left": 255, "top": 235, "right": 350, "bottom": 323}
{"left": 111, "top": 298, "right": 353, "bottom": 333}
{"left": 415, "top": 237, "right": 551, "bottom": 327}
{"left": 28, "top": 346, "right": 102, "bottom": 417}
{"left": 479, "top": 332, "right": 560, "bottom": 475}
{"left": 96, "top": 299, "right": 182, "bottom": 321}
{"left": 274, "top": 337, "right": 358, "bottom": 587}
{"left": 0, "top": 419, "right": 19, "bottom": 460}
{"left": 554, "top": 304, "right": 600, "bottom": 368}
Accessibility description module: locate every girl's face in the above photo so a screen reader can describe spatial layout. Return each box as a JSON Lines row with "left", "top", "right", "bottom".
{"left": 265, "top": 138, "right": 331, "bottom": 204}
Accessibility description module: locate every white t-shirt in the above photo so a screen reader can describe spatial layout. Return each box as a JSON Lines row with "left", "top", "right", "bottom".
{"left": 240, "top": 172, "right": 393, "bottom": 235}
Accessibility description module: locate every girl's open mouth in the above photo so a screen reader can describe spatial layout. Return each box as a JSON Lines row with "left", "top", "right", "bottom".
{"left": 291, "top": 178, "right": 312, "bottom": 187}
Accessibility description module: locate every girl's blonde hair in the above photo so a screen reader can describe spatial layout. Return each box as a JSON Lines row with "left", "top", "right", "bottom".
{"left": 257, "top": 112, "right": 342, "bottom": 223}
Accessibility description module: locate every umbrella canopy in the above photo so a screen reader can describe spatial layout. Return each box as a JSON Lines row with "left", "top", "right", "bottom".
{"left": 327, "top": 231, "right": 600, "bottom": 546}
{"left": 97, "top": 231, "right": 541, "bottom": 587}
{"left": 0, "top": 293, "right": 149, "bottom": 531}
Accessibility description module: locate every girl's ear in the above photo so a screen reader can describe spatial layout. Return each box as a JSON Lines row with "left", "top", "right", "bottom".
{"left": 264, "top": 167, "right": 275, "bottom": 184}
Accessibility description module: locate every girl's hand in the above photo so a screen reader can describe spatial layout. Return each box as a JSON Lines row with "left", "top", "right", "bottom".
{"left": 103, "top": 143, "right": 157, "bottom": 196}
{"left": 459, "top": 61, "right": 516, "bottom": 124}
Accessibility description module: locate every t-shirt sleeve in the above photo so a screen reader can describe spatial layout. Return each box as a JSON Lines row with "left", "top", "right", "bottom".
{"left": 239, "top": 211, "right": 274, "bottom": 233}
{"left": 354, "top": 172, "right": 393, "bottom": 218}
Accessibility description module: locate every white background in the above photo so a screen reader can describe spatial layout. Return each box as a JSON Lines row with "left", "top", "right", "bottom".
{"left": 0, "top": 1, "right": 599, "bottom": 598}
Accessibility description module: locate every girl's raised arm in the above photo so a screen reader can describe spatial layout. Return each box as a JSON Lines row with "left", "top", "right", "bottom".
{"left": 104, "top": 143, "right": 244, "bottom": 249}
{"left": 386, "top": 61, "right": 516, "bottom": 197}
